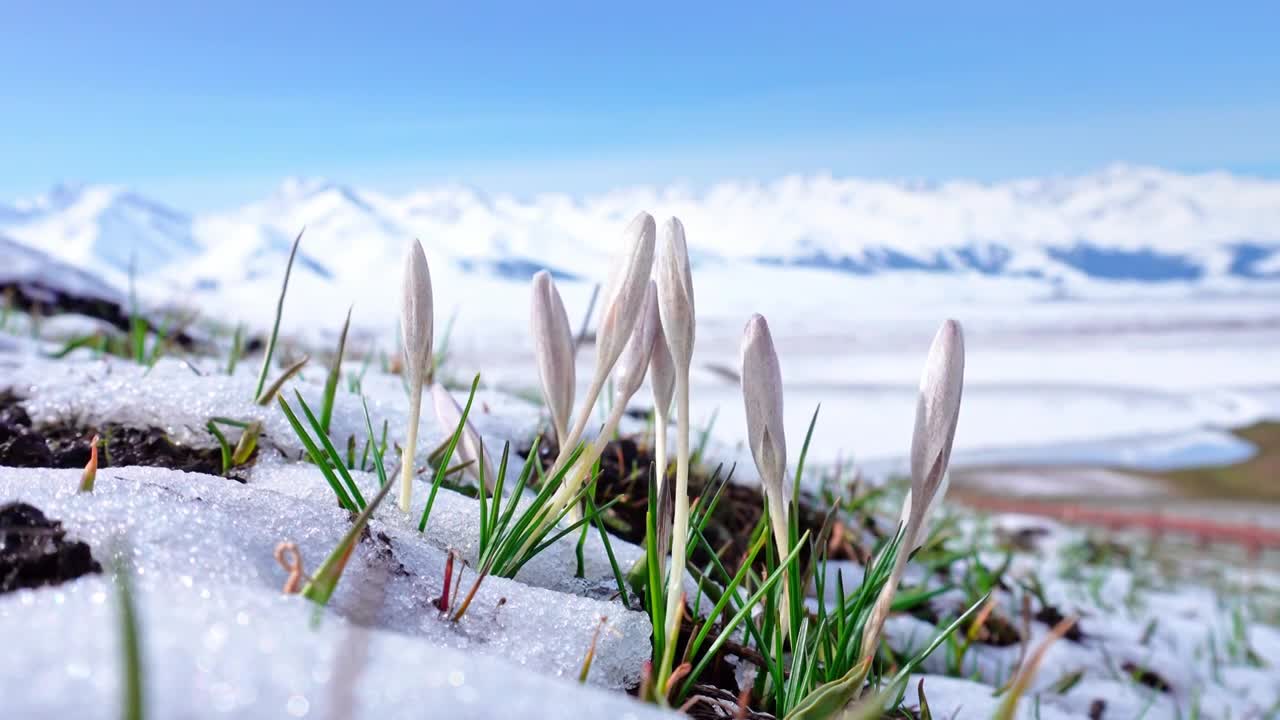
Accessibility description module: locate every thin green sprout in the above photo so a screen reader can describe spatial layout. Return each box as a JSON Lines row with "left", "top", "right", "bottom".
{"left": 254, "top": 228, "right": 304, "bottom": 400}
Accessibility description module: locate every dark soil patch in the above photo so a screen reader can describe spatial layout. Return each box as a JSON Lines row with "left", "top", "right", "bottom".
{"left": 1121, "top": 661, "right": 1173, "bottom": 693}
{"left": 0, "top": 501, "right": 101, "bottom": 593}
{"left": 0, "top": 391, "right": 240, "bottom": 478}
{"left": 974, "top": 611, "right": 1022, "bottom": 647}
{"left": 1, "top": 282, "right": 197, "bottom": 348}
{"left": 1035, "top": 604, "right": 1086, "bottom": 643}
{"left": 997, "top": 524, "right": 1051, "bottom": 552}
{"left": 528, "top": 434, "right": 842, "bottom": 576}
{"left": 911, "top": 602, "right": 1024, "bottom": 648}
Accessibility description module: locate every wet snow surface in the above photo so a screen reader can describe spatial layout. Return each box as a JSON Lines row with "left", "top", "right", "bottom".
{"left": 0, "top": 348, "right": 1277, "bottom": 718}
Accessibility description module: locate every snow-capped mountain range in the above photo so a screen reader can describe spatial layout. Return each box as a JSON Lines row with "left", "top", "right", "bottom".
{"left": 2, "top": 166, "right": 1278, "bottom": 332}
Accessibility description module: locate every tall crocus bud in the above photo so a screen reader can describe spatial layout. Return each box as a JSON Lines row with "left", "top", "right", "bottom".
{"left": 550, "top": 212, "right": 655, "bottom": 475}
{"left": 398, "top": 239, "right": 433, "bottom": 513}
{"left": 401, "top": 240, "right": 434, "bottom": 384}
{"left": 531, "top": 270, "right": 576, "bottom": 448}
{"left": 654, "top": 218, "right": 695, "bottom": 373}
{"left": 595, "top": 213, "right": 658, "bottom": 380}
{"left": 432, "top": 383, "right": 495, "bottom": 491}
{"left": 523, "top": 213, "right": 657, "bottom": 545}
{"left": 859, "top": 318, "right": 966, "bottom": 665}
{"left": 613, "top": 281, "right": 660, "bottom": 404}
{"left": 904, "top": 319, "right": 965, "bottom": 548}
{"left": 555, "top": 281, "right": 661, "bottom": 515}
{"left": 654, "top": 216, "right": 697, "bottom": 687}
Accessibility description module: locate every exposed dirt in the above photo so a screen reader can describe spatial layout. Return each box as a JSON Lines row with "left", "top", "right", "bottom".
{"left": 0, "top": 391, "right": 241, "bottom": 478}
{"left": 1, "top": 282, "right": 197, "bottom": 348}
{"left": 1035, "top": 603, "right": 1086, "bottom": 643}
{"left": 0, "top": 501, "right": 102, "bottom": 594}
{"left": 1121, "top": 661, "right": 1173, "bottom": 693}
{"left": 911, "top": 601, "right": 1024, "bottom": 648}
{"left": 529, "top": 434, "right": 847, "bottom": 576}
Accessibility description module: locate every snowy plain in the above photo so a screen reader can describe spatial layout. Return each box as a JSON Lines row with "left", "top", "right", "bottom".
{"left": 2, "top": 166, "right": 1279, "bottom": 718}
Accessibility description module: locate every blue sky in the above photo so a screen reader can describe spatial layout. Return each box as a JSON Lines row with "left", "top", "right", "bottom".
{"left": 3, "top": 2, "right": 1278, "bottom": 209}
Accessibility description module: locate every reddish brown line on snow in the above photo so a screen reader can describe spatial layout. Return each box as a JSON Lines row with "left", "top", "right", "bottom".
{"left": 961, "top": 495, "right": 1280, "bottom": 557}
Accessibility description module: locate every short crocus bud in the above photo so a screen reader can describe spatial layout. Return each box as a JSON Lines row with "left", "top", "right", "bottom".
{"left": 398, "top": 239, "right": 434, "bottom": 513}
{"left": 401, "top": 239, "right": 434, "bottom": 384}
{"left": 531, "top": 270, "right": 576, "bottom": 446}
{"left": 655, "top": 217, "right": 695, "bottom": 373}
{"left": 648, "top": 306, "right": 675, "bottom": 494}
{"left": 649, "top": 323, "right": 675, "bottom": 418}
{"left": 614, "top": 281, "right": 660, "bottom": 404}
{"left": 432, "top": 383, "right": 495, "bottom": 491}
{"left": 741, "top": 313, "right": 793, "bottom": 639}
{"left": 741, "top": 314, "right": 787, "bottom": 507}
{"left": 861, "top": 319, "right": 966, "bottom": 664}
{"left": 595, "top": 212, "right": 657, "bottom": 376}
{"left": 905, "top": 319, "right": 965, "bottom": 545}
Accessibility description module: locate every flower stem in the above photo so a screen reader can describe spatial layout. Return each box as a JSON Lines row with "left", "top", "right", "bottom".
{"left": 399, "top": 379, "right": 423, "bottom": 513}
{"left": 767, "top": 489, "right": 792, "bottom": 640}
{"left": 653, "top": 406, "right": 668, "bottom": 495}
{"left": 658, "top": 376, "right": 691, "bottom": 684}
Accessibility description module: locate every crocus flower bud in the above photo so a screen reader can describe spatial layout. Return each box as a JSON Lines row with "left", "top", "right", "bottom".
{"left": 614, "top": 281, "right": 660, "bottom": 404}
{"left": 432, "top": 383, "right": 495, "bottom": 491}
{"left": 905, "top": 319, "right": 965, "bottom": 541}
{"left": 655, "top": 217, "right": 695, "bottom": 373}
{"left": 401, "top": 239, "right": 434, "bottom": 384}
{"left": 595, "top": 212, "right": 656, "bottom": 376}
{"left": 531, "top": 270, "right": 576, "bottom": 446}
{"left": 649, "top": 321, "right": 675, "bottom": 418}
{"left": 741, "top": 314, "right": 788, "bottom": 505}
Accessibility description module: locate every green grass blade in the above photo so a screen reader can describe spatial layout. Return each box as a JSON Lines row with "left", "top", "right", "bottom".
{"left": 294, "top": 390, "right": 366, "bottom": 509}
{"left": 257, "top": 355, "right": 310, "bottom": 406}
{"left": 227, "top": 324, "right": 244, "bottom": 375}
{"left": 418, "top": 375, "right": 480, "bottom": 533}
{"left": 584, "top": 485, "right": 630, "bottom": 607}
{"left": 278, "top": 395, "right": 356, "bottom": 511}
{"left": 320, "top": 306, "right": 352, "bottom": 434}
{"left": 679, "top": 531, "right": 811, "bottom": 701}
{"left": 205, "top": 421, "right": 232, "bottom": 476}
{"left": 113, "top": 545, "right": 144, "bottom": 720}
{"left": 302, "top": 473, "right": 397, "bottom": 606}
{"left": 684, "top": 530, "right": 769, "bottom": 664}
{"left": 361, "top": 398, "right": 389, "bottom": 487}
{"left": 794, "top": 403, "right": 821, "bottom": 501}
{"left": 254, "top": 227, "right": 304, "bottom": 400}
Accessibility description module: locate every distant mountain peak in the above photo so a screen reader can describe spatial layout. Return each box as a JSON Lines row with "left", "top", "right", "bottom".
{"left": 1, "top": 167, "right": 1278, "bottom": 301}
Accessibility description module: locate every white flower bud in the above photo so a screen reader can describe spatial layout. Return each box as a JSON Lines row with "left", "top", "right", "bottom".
{"left": 649, "top": 320, "right": 675, "bottom": 418}
{"left": 595, "top": 212, "right": 656, "bottom": 376}
{"left": 905, "top": 319, "right": 965, "bottom": 542}
{"left": 655, "top": 217, "right": 695, "bottom": 373}
{"left": 531, "top": 270, "right": 576, "bottom": 445}
{"left": 400, "top": 239, "right": 434, "bottom": 384}
{"left": 432, "top": 383, "right": 495, "bottom": 491}
{"left": 741, "top": 313, "right": 788, "bottom": 506}
{"left": 614, "top": 280, "right": 660, "bottom": 404}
